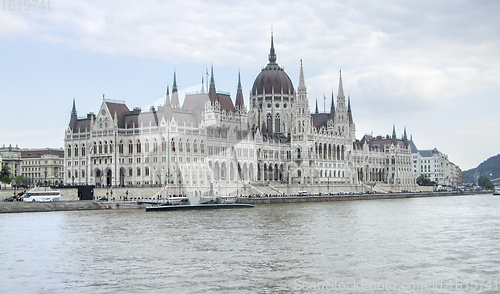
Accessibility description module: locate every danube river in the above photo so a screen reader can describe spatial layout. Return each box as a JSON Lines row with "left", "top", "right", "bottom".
{"left": 1, "top": 194, "right": 499, "bottom": 293}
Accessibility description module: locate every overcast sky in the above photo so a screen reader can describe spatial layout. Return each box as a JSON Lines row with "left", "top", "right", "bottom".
{"left": 1, "top": 0, "right": 499, "bottom": 170}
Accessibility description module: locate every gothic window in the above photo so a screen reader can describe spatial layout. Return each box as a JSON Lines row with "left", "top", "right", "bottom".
{"left": 74, "top": 145, "right": 78, "bottom": 157}
{"left": 267, "top": 113, "right": 272, "bottom": 133}
{"left": 119, "top": 140, "right": 124, "bottom": 154}
{"left": 145, "top": 140, "right": 149, "bottom": 153}
{"left": 104, "top": 141, "right": 108, "bottom": 153}
{"left": 137, "top": 167, "right": 141, "bottom": 176}
{"left": 145, "top": 167, "right": 149, "bottom": 176}
{"left": 98, "top": 142, "right": 103, "bottom": 154}
{"left": 186, "top": 141, "right": 190, "bottom": 152}
{"left": 136, "top": 140, "right": 141, "bottom": 153}
{"left": 193, "top": 142, "right": 198, "bottom": 153}
{"left": 67, "top": 145, "right": 71, "bottom": 157}
{"left": 153, "top": 140, "right": 158, "bottom": 152}
{"left": 200, "top": 141, "right": 205, "bottom": 153}
{"left": 129, "top": 140, "right": 133, "bottom": 154}
{"left": 275, "top": 114, "right": 280, "bottom": 133}
{"left": 171, "top": 139, "right": 175, "bottom": 152}
{"left": 162, "top": 138, "right": 166, "bottom": 152}
{"left": 129, "top": 168, "right": 133, "bottom": 176}
{"left": 81, "top": 144, "right": 86, "bottom": 156}
{"left": 179, "top": 140, "right": 183, "bottom": 152}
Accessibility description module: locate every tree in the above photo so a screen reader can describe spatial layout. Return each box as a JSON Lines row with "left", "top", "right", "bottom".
{"left": 478, "top": 176, "right": 494, "bottom": 189}
{"left": 417, "top": 175, "right": 436, "bottom": 186}
{"left": 14, "top": 175, "right": 26, "bottom": 187}
{"left": 1, "top": 176, "right": 11, "bottom": 189}
{"left": 0, "top": 164, "right": 10, "bottom": 179}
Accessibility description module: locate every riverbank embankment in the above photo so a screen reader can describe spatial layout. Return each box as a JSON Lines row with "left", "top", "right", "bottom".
{"left": 236, "top": 190, "right": 490, "bottom": 204}
{"left": 0, "top": 190, "right": 492, "bottom": 213}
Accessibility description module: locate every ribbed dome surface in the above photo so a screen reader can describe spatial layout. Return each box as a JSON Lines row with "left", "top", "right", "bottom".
{"left": 252, "top": 64, "right": 294, "bottom": 95}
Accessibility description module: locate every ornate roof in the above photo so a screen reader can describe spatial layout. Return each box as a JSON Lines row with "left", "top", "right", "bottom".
{"left": 251, "top": 33, "right": 294, "bottom": 96}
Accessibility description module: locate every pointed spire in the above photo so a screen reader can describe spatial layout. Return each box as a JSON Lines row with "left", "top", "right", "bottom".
{"left": 235, "top": 71, "right": 244, "bottom": 108}
{"left": 298, "top": 59, "right": 306, "bottom": 89}
{"left": 347, "top": 96, "right": 351, "bottom": 112}
{"left": 170, "top": 71, "right": 180, "bottom": 108}
{"left": 337, "top": 70, "right": 345, "bottom": 99}
{"left": 237, "top": 71, "right": 242, "bottom": 93}
{"left": 392, "top": 125, "right": 396, "bottom": 138}
{"left": 210, "top": 65, "right": 215, "bottom": 88}
{"left": 208, "top": 65, "right": 217, "bottom": 103}
{"left": 164, "top": 85, "right": 171, "bottom": 106}
{"left": 268, "top": 30, "right": 277, "bottom": 64}
{"left": 315, "top": 99, "right": 319, "bottom": 114}
{"left": 201, "top": 76, "right": 205, "bottom": 93}
{"left": 71, "top": 98, "right": 77, "bottom": 116}
{"left": 172, "top": 71, "right": 178, "bottom": 93}
{"left": 403, "top": 127, "right": 408, "bottom": 140}
{"left": 331, "top": 92, "right": 335, "bottom": 111}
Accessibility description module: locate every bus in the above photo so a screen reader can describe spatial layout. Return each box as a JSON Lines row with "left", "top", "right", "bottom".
{"left": 23, "top": 190, "right": 61, "bottom": 202}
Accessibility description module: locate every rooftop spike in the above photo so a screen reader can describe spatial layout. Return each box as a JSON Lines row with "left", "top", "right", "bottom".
{"left": 172, "top": 71, "right": 178, "bottom": 93}
{"left": 71, "top": 98, "right": 77, "bottom": 116}
{"left": 337, "top": 70, "right": 345, "bottom": 99}
{"left": 298, "top": 59, "right": 305, "bottom": 89}
{"left": 268, "top": 30, "right": 277, "bottom": 64}
{"left": 237, "top": 71, "right": 242, "bottom": 93}
{"left": 315, "top": 98, "right": 319, "bottom": 114}
{"left": 392, "top": 124, "right": 396, "bottom": 138}
{"left": 210, "top": 65, "right": 215, "bottom": 89}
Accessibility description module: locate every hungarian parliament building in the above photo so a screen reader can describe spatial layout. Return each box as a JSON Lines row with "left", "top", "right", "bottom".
{"left": 64, "top": 35, "right": 418, "bottom": 195}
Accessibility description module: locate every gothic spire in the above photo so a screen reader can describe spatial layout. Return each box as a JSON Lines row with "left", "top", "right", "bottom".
{"left": 235, "top": 71, "right": 244, "bottom": 107}
{"left": 299, "top": 59, "right": 305, "bottom": 89}
{"left": 337, "top": 70, "right": 345, "bottom": 99}
{"left": 403, "top": 126, "right": 408, "bottom": 140}
{"left": 71, "top": 98, "right": 77, "bottom": 116}
{"left": 347, "top": 96, "right": 351, "bottom": 112}
{"left": 172, "top": 71, "right": 178, "bottom": 93}
{"left": 268, "top": 30, "right": 277, "bottom": 64}
{"left": 201, "top": 76, "right": 205, "bottom": 93}
{"left": 392, "top": 124, "right": 396, "bottom": 138}
{"left": 164, "top": 85, "right": 171, "bottom": 106}
{"left": 210, "top": 65, "right": 215, "bottom": 89}
{"left": 315, "top": 98, "right": 319, "bottom": 114}
{"left": 331, "top": 92, "right": 335, "bottom": 111}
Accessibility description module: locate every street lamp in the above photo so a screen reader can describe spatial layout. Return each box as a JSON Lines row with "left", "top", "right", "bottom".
{"left": 72, "top": 175, "right": 75, "bottom": 186}
{"left": 44, "top": 170, "right": 47, "bottom": 191}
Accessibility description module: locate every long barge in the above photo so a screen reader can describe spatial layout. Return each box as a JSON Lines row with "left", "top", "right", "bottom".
{"left": 145, "top": 203, "right": 255, "bottom": 211}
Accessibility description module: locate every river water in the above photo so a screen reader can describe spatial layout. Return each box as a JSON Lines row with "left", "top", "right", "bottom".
{"left": 1, "top": 194, "right": 499, "bottom": 293}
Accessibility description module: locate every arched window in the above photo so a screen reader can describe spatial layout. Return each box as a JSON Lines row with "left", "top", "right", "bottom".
{"left": 128, "top": 168, "right": 133, "bottom": 176}
{"left": 98, "top": 142, "right": 103, "bottom": 154}
{"left": 74, "top": 144, "right": 78, "bottom": 157}
{"left": 171, "top": 139, "right": 175, "bottom": 152}
{"left": 194, "top": 142, "right": 198, "bottom": 153}
{"left": 137, "top": 167, "right": 141, "bottom": 176}
{"left": 267, "top": 113, "right": 272, "bottom": 133}
{"left": 145, "top": 167, "right": 149, "bottom": 176}
{"left": 144, "top": 140, "right": 149, "bottom": 153}
{"left": 179, "top": 140, "right": 183, "bottom": 152}
{"left": 81, "top": 144, "right": 86, "bottom": 156}
{"left": 104, "top": 141, "right": 108, "bottom": 153}
{"left": 119, "top": 140, "right": 123, "bottom": 153}
{"left": 200, "top": 141, "right": 205, "bottom": 153}
{"left": 136, "top": 140, "right": 141, "bottom": 153}
{"left": 161, "top": 138, "right": 166, "bottom": 152}
{"left": 275, "top": 114, "right": 280, "bottom": 133}
{"left": 186, "top": 141, "right": 190, "bottom": 152}
{"left": 67, "top": 145, "right": 71, "bottom": 157}
{"left": 129, "top": 140, "right": 133, "bottom": 154}
{"left": 153, "top": 140, "right": 158, "bottom": 152}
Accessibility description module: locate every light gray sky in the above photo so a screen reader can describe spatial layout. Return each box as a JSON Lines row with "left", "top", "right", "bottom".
{"left": 1, "top": 0, "right": 499, "bottom": 170}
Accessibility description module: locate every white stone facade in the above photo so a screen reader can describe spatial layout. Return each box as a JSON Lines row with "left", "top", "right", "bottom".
{"left": 63, "top": 36, "right": 418, "bottom": 195}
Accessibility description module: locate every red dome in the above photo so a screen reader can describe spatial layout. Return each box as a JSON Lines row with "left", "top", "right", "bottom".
{"left": 252, "top": 64, "right": 295, "bottom": 95}
{"left": 251, "top": 33, "right": 295, "bottom": 96}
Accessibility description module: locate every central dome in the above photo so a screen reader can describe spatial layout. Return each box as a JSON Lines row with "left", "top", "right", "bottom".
{"left": 251, "top": 35, "right": 295, "bottom": 96}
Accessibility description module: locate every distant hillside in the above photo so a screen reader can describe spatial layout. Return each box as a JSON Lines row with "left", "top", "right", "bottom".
{"left": 462, "top": 154, "right": 500, "bottom": 184}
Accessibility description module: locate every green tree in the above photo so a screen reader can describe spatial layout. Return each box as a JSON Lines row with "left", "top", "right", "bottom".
{"left": 14, "top": 175, "right": 26, "bottom": 187}
{"left": 478, "top": 176, "right": 494, "bottom": 189}
{"left": 417, "top": 175, "right": 436, "bottom": 186}
{"left": 0, "top": 164, "right": 10, "bottom": 179}
{"left": 1, "top": 176, "right": 11, "bottom": 189}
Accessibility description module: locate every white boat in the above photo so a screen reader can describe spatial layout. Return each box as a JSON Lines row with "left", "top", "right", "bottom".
{"left": 493, "top": 190, "right": 500, "bottom": 196}
{"left": 22, "top": 188, "right": 61, "bottom": 202}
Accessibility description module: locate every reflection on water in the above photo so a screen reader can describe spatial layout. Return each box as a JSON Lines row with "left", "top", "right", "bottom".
{"left": 1, "top": 195, "right": 499, "bottom": 293}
